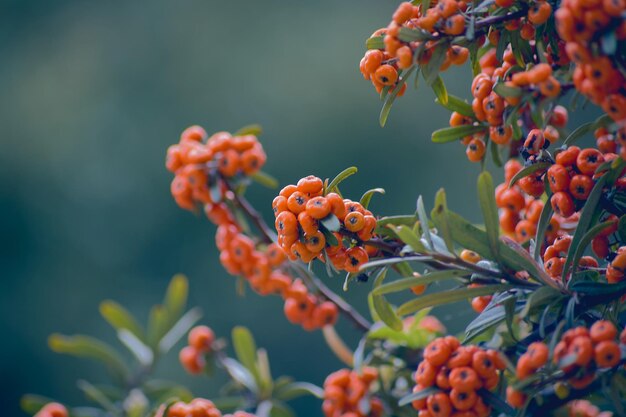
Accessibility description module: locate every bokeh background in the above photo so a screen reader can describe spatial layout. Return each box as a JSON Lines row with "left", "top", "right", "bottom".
{"left": 1, "top": 1, "right": 492, "bottom": 416}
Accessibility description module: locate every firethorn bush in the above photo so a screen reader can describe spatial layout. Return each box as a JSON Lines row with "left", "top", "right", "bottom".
{"left": 21, "top": 0, "right": 626, "bottom": 416}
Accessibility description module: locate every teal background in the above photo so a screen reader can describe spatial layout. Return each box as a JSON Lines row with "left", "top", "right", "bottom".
{"left": 0, "top": 1, "right": 491, "bottom": 416}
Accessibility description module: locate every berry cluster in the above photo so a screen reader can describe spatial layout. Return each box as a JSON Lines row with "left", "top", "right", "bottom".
{"left": 548, "top": 146, "right": 613, "bottom": 217}
{"left": 509, "top": 321, "right": 624, "bottom": 408}
{"left": 273, "top": 175, "right": 378, "bottom": 273}
{"left": 553, "top": 322, "right": 624, "bottom": 388}
{"left": 165, "top": 398, "right": 222, "bottom": 417}
{"left": 216, "top": 223, "right": 338, "bottom": 331}
{"left": 496, "top": 160, "right": 549, "bottom": 244}
{"left": 543, "top": 234, "right": 600, "bottom": 281}
{"left": 34, "top": 403, "right": 67, "bottom": 417}
{"left": 322, "top": 368, "right": 383, "bottom": 417}
{"left": 359, "top": 1, "right": 470, "bottom": 95}
{"left": 556, "top": 0, "right": 626, "bottom": 123}
{"left": 166, "top": 126, "right": 266, "bottom": 211}
{"left": 166, "top": 127, "right": 340, "bottom": 332}
{"left": 179, "top": 326, "right": 215, "bottom": 375}
{"left": 412, "top": 337, "right": 505, "bottom": 417}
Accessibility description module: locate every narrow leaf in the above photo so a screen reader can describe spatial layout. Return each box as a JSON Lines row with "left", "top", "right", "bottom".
{"left": 508, "top": 162, "right": 550, "bottom": 187}
{"left": 371, "top": 270, "right": 469, "bottom": 295}
{"left": 561, "top": 175, "right": 607, "bottom": 281}
{"left": 477, "top": 171, "right": 500, "bottom": 259}
{"left": 48, "top": 335, "right": 128, "bottom": 381}
{"left": 327, "top": 167, "right": 357, "bottom": 193}
{"left": 431, "top": 125, "right": 487, "bottom": 143}
{"left": 360, "top": 188, "right": 385, "bottom": 209}
{"left": 397, "top": 284, "right": 512, "bottom": 316}
{"left": 99, "top": 301, "right": 145, "bottom": 342}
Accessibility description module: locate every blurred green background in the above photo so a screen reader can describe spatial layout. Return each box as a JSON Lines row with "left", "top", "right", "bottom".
{"left": 0, "top": 1, "right": 486, "bottom": 416}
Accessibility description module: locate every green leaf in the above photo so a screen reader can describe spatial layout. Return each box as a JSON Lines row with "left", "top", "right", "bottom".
{"left": 619, "top": 215, "right": 626, "bottom": 242}
{"left": 508, "top": 162, "right": 551, "bottom": 187}
{"left": 371, "top": 270, "right": 469, "bottom": 295}
{"left": 493, "top": 81, "right": 522, "bottom": 97}
{"left": 500, "top": 237, "right": 557, "bottom": 288}
{"left": 380, "top": 66, "right": 416, "bottom": 127}
{"left": 436, "top": 94, "right": 474, "bottom": 117}
{"left": 431, "top": 125, "right": 487, "bottom": 143}
{"left": 417, "top": 195, "right": 433, "bottom": 249}
{"left": 320, "top": 213, "right": 341, "bottom": 233}
{"left": 464, "top": 302, "right": 507, "bottom": 341}
{"left": 398, "top": 387, "right": 441, "bottom": 406}
{"left": 561, "top": 175, "right": 607, "bottom": 281}
{"left": 601, "top": 31, "right": 617, "bottom": 55}
{"left": 389, "top": 225, "right": 427, "bottom": 253}
{"left": 327, "top": 167, "right": 357, "bottom": 193}
{"left": 533, "top": 200, "right": 554, "bottom": 261}
{"left": 251, "top": 171, "right": 279, "bottom": 189}
{"left": 430, "top": 189, "right": 455, "bottom": 253}
{"left": 566, "top": 221, "right": 613, "bottom": 287}
{"left": 375, "top": 215, "right": 418, "bottom": 228}
{"left": 360, "top": 188, "right": 385, "bottom": 209}
{"left": 431, "top": 76, "right": 448, "bottom": 106}
{"left": 360, "top": 255, "right": 431, "bottom": 270}
{"left": 365, "top": 36, "right": 384, "bottom": 50}
{"left": 158, "top": 307, "right": 202, "bottom": 354}
{"left": 147, "top": 305, "right": 168, "bottom": 348}
{"left": 221, "top": 358, "right": 259, "bottom": 394}
{"left": 274, "top": 382, "right": 324, "bottom": 401}
{"left": 118, "top": 329, "right": 153, "bottom": 366}
{"left": 232, "top": 326, "right": 261, "bottom": 385}
{"left": 371, "top": 269, "right": 403, "bottom": 331}
{"left": 48, "top": 334, "right": 128, "bottom": 382}
{"left": 398, "top": 27, "right": 433, "bottom": 42}
{"left": 164, "top": 274, "right": 188, "bottom": 327}
{"left": 21, "top": 394, "right": 54, "bottom": 414}
{"left": 479, "top": 388, "right": 515, "bottom": 416}
{"left": 234, "top": 124, "right": 263, "bottom": 136}
{"left": 521, "top": 286, "right": 561, "bottom": 318}
{"left": 571, "top": 279, "right": 626, "bottom": 298}
{"left": 397, "top": 284, "right": 512, "bottom": 316}
{"left": 422, "top": 43, "right": 448, "bottom": 85}
{"left": 477, "top": 171, "right": 500, "bottom": 260}
{"left": 77, "top": 380, "right": 119, "bottom": 415}
{"left": 563, "top": 114, "right": 612, "bottom": 147}
{"left": 99, "top": 301, "right": 145, "bottom": 342}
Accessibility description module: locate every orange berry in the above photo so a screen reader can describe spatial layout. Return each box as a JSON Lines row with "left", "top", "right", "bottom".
{"left": 595, "top": 340, "right": 621, "bottom": 368}
{"left": 466, "top": 138, "right": 486, "bottom": 162}
{"left": 551, "top": 192, "right": 575, "bottom": 218}
{"left": 344, "top": 246, "right": 369, "bottom": 273}
{"left": 449, "top": 367, "right": 480, "bottom": 391}
{"left": 374, "top": 64, "right": 399, "bottom": 86}
{"left": 576, "top": 148, "right": 605, "bottom": 175}
{"left": 424, "top": 339, "right": 453, "bottom": 367}
{"left": 506, "top": 387, "right": 527, "bottom": 408}
{"left": 345, "top": 211, "right": 366, "bottom": 232}
{"left": 569, "top": 336, "right": 593, "bottom": 367}
{"left": 287, "top": 191, "right": 309, "bottom": 214}
{"left": 180, "top": 346, "right": 205, "bottom": 374}
{"left": 427, "top": 392, "right": 453, "bottom": 417}
{"left": 188, "top": 326, "right": 215, "bottom": 351}
{"left": 306, "top": 197, "right": 331, "bottom": 219}
{"left": 590, "top": 320, "right": 617, "bottom": 343}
